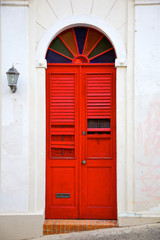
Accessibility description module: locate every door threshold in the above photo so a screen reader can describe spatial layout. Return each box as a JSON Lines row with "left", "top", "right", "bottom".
{"left": 43, "top": 219, "right": 118, "bottom": 235}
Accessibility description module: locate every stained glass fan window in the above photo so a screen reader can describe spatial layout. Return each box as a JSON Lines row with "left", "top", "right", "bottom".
{"left": 46, "top": 27, "right": 116, "bottom": 64}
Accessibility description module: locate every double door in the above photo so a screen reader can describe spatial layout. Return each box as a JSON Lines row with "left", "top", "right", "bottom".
{"left": 46, "top": 65, "right": 117, "bottom": 219}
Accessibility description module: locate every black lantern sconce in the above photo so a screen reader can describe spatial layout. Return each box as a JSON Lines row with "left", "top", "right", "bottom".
{"left": 6, "top": 65, "right": 20, "bottom": 93}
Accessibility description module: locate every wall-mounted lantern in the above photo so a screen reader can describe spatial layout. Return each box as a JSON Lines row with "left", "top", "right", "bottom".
{"left": 6, "top": 65, "right": 20, "bottom": 93}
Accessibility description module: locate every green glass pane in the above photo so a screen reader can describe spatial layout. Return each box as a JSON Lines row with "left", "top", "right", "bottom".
{"left": 88, "top": 37, "right": 113, "bottom": 59}
{"left": 50, "top": 37, "right": 74, "bottom": 59}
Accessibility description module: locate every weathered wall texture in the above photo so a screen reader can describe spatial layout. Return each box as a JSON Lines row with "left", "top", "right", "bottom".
{"left": 134, "top": 2, "right": 160, "bottom": 212}
{"left": 0, "top": 4, "right": 28, "bottom": 211}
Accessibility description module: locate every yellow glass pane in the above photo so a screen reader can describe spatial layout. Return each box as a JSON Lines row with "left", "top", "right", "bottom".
{"left": 59, "top": 29, "right": 78, "bottom": 56}
{"left": 84, "top": 28, "right": 102, "bottom": 56}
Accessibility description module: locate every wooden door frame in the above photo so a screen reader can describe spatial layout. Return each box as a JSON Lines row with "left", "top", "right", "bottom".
{"left": 45, "top": 63, "right": 117, "bottom": 219}
{"left": 33, "top": 63, "right": 129, "bottom": 223}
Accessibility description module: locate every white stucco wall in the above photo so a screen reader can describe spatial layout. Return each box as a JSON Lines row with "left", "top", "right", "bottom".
{"left": 0, "top": 4, "right": 28, "bottom": 211}
{"left": 134, "top": 2, "right": 160, "bottom": 213}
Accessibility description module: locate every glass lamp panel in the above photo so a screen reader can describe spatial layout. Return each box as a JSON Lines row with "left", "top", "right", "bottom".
{"left": 74, "top": 27, "right": 87, "bottom": 54}
{"left": 49, "top": 37, "right": 74, "bottom": 59}
{"left": 8, "top": 74, "right": 15, "bottom": 85}
{"left": 14, "top": 74, "right": 19, "bottom": 84}
{"left": 59, "top": 29, "right": 78, "bottom": 56}
{"left": 90, "top": 49, "right": 115, "bottom": 63}
{"left": 46, "top": 49, "right": 72, "bottom": 63}
{"left": 88, "top": 37, "right": 113, "bottom": 59}
{"left": 84, "top": 28, "right": 102, "bottom": 56}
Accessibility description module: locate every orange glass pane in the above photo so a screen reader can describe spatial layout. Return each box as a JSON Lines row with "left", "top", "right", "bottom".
{"left": 84, "top": 28, "right": 102, "bottom": 56}
{"left": 59, "top": 29, "right": 78, "bottom": 56}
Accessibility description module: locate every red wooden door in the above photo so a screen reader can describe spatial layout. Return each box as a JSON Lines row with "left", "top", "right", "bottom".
{"left": 80, "top": 66, "right": 117, "bottom": 219}
{"left": 46, "top": 65, "right": 117, "bottom": 219}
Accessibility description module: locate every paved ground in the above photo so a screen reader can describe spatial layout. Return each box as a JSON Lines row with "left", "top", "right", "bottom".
{"left": 28, "top": 223, "right": 160, "bottom": 240}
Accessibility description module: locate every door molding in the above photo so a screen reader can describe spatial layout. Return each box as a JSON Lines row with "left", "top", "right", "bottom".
{"left": 34, "top": 17, "right": 129, "bottom": 221}
{"left": 36, "top": 15, "right": 127, "bottom": 68}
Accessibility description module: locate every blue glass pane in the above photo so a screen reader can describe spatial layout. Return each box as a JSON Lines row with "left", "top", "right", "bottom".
{"left": 74, "top": 27, "right": 87, "bottom": 54}
{"left": 46, "top": 49, "right": 72, "bottom": 63}
{"left": 90, "top": 49, "right": 115, "bottom": 63}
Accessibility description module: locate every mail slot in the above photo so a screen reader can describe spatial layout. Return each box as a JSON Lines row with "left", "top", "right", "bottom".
{"left": 56, "top": 193, "right": 70, "bottom": 198}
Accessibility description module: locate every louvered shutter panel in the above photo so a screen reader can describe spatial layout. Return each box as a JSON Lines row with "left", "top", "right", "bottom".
{"left": 87, "top": 74, "right": 112, "bottom": 119}
{"left": 50, "top": 73, "right": 75, "bottom": 157}
{"left": 86, "top": 71, "right": 113, "bottom": 158}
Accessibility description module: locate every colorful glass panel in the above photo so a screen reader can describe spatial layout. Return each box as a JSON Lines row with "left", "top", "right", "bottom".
{"left": 46, "top": 27, "right": 116, "bottom": 64}
{"left": 46, "top": 50, "right": 72, "bottom": 63}
{"left": 88, "top": 37, "right": 113, "bottom": 59}
{"left": 90, "top": 49, "right": 115, "bottom": 63}
{"left": 74, "top": 27, "right": 87, "bottom": 54}
{"left": 59, "top": 29, "right": 78, "bottom": 56}
{"left": 84, "top": 28, "right": 102, "bottom": 56}
{"left": 50, "top": 37, "right": 74, "bottom": 59}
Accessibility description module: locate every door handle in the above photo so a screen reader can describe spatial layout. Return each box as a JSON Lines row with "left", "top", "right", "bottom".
{"left": 82, "top": 160, "right": 86, "bottom": 165}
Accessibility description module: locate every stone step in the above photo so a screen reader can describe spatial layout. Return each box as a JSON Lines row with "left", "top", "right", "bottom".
{"left": 43, "top": 219, "right": 118, "bottom": 235}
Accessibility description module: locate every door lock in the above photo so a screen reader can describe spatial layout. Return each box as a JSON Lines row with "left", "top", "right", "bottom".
{"left": 82, "top": 160, "right": 86, "bottom": 165}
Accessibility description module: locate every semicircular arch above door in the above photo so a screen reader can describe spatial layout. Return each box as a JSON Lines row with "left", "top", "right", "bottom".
{"left": 46, "top": 27, "right": 116, "bottom": 64}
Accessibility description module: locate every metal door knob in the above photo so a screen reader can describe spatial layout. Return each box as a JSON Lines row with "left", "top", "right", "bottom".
{"left": 82, "top": 160, "right": 86, "bottom": 165}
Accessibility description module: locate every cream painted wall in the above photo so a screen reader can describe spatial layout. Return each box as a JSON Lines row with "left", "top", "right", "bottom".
{"left": 134, "top": 2, "right": 160, "bottom": 213}
{"left": 35, "top": 0, "right": 127, "bottom": 48}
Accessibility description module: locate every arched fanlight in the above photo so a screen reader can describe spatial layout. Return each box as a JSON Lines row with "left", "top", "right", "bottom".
{"left": 46, "top": 27, "right": 116, "bottom": 64}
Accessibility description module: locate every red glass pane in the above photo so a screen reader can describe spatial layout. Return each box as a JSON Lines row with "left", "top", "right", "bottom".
{"left": 59, "top": 29, "right": 78, "bottom": 56}
{"left": 84, "top": 28, "right": 102, "bottom": 56}
{"left": 73, "top": 56, "right": 88, "bottom": 63}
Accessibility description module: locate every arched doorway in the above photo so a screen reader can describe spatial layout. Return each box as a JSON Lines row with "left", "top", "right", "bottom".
{"left": 45, "top": 27, "right": 117, "bottom": 219}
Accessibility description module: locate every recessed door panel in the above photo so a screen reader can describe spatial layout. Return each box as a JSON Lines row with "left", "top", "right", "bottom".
{"left": 51, "top": 167, "right": 76, "bottom": 206}
{"left": 87, "top": 135, "right": 112, "bottom": 157}
{"left": 86, "top": 167, "right": 113, "bottom": 207}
